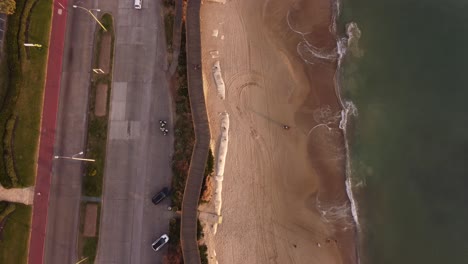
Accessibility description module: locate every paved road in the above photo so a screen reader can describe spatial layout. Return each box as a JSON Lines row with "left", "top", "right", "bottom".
{"left": 180, "top": 0, "right": 211, "bottom": 263}
{"left": 95, "top": 0, "right": 173, "bottom": 263}
{"left": 41, "top": 0, "right": 105, "bottom": 263}
{"left": 28, "top": 0, "right": 69, "bottom": 263}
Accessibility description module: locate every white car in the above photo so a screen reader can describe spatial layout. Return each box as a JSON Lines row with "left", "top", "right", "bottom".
{"left": 152, "top": 234, "right": 169, "bottom": 251}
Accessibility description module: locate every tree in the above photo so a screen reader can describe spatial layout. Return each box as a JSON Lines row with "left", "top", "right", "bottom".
{"left": 0, "top": 0, "right": 16, "bottom": 15}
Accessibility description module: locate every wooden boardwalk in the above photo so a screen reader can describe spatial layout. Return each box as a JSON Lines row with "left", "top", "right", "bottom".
{"left": 180, "top": 0, "right": 210, "bottom": 263}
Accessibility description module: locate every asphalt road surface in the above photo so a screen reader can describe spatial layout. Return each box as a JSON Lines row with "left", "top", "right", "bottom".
{"left": 43, "top": 1, "right": 97, "bottom": 263}
{"left": 95, "top": 0, "right": 174, "bottom": 263}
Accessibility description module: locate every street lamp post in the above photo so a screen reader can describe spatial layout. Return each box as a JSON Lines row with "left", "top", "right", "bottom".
{"left": 54, "top": 151, "right": 95, "bottom": 162}
{"left": 72, "top": 5, "right": 107, "bottom": 32}
{"left": 24, "top": 43, "right": 42, "bottom": 48}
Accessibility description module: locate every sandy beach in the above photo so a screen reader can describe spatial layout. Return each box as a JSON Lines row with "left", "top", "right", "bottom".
{"left": 199, "top": 0, "right": 357, "bottom": 263}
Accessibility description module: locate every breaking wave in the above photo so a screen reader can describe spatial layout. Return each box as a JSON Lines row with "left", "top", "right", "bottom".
{"left": 286, "top": 9, "right": 338, "bottom": 64}
{"left": 287, "top": 1, "right": 362, "bottom": 262}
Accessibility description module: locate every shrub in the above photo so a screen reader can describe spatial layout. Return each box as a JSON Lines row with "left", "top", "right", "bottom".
{"left": 0, "top": 203, "right": 16, "bottom": 222}
{"left": 3, "top": 115, "right": 18, "bottom": 188}
{"left": 199, "top": 244, "right": 208, "bottom": 264}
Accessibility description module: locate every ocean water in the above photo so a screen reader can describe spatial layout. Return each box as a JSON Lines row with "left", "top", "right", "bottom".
{"left": 339, "top": 1, "right": 468, "bottom": 263}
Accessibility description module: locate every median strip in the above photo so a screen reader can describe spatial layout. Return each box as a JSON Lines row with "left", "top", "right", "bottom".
{"left": 77, "top": 13, "right": 114, "bottom": 264}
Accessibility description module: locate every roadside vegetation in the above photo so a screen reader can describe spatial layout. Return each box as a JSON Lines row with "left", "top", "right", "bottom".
{"left": 83, "top": 13, "right": 114, "bottom": 198}
{"left": 170, "top": 22, "right": 194, "bottom": 213}
{"left": 165, "top": 16, "right": 212, "bottom": 262}
{"left": 0, "top": 0, "right": 52, "bottom": 262}
{"left": 200, "top": 149, "right": 214, "bottom": 202}
{"left": 0, "top": 0, "right": 16, "bottom": 15}
{"left": 0, "top": 0, "right": 51, "bottom": 188}
{"left": 0, "top": 204, "right": 32, "bottom": 264}
{"left": 78, "top": 13, "right": 114, "bottom": 264}
{"left": 163, "top": 0, "right": 175, "bottom": 49}
{"left": 78, "top": 202, "right": 101, "bottom": 263}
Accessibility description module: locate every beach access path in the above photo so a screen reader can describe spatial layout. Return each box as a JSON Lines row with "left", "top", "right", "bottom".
{"left": 28, "top": 0, "right": 68, "bottom": 263}
{"left": 180, "top": 0, "right": 211, "bottom": 264}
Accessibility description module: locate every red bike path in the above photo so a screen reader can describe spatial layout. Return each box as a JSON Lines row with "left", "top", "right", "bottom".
{"left": 28, "top": 0, "right": 68, "bottom": 263}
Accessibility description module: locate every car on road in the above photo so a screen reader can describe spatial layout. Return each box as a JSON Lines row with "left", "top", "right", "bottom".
{"left": 152, "top": 187, "right": 169, "bottom": 205}
{"left": 152, "top": 234, "right": 169, "bottom": 251}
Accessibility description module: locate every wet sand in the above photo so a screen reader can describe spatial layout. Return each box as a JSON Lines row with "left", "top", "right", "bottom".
{"left": 200, "top": 0, "right": 357, "bottom": 263}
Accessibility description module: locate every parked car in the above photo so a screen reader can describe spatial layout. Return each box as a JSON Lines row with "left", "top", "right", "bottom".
{"left": 152, "top": 187, "right": 169, "bottom": 205}
{"left": 152, "top": 234, "right": 169, "bottom": 251}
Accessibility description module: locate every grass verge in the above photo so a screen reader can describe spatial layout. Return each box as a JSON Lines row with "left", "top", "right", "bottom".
{"left": 200, "top": 148, "right": 214, "bottom": 202}
{"left": 0, "top": 0, "right": 52, "bottom": 263}
{"left": 78, "top": 202, "right": 101, "bottom": 263}
{"left": 13, "top": 0, "right": 52, "bottom": 187}
{"left": 170, "top": 23, "right": 195, "bottom": 211}
{"left": 0, "top": 0, "right": 53, "bottom": 188}
{"left": 83, "top": 13, "right": 114, "bottom": 197}
{"left": 164, "top": 12, "right": 174, "bottom": 48}
{"left": 0, "top": 204, "right": 32, "bottom": 263}
{"left": 162, "top": 0, "right": 175, "bottom": 56}
{"left": 165, "top": 218, "right": 183, "bottom": 263}
{"left": 78, "top": 13, "right": 114, "bottom": 263}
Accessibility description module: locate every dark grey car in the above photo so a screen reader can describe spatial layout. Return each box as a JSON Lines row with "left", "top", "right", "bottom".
{"left": 152, "top": 187, "right": 169, "bottom": 205}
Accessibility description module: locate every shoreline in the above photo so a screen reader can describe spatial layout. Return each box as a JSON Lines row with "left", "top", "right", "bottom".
{"left": 199, "top": 0, "right": 358, "bottom": 263}
{"left": 280, "top": 0, "right": 359, "bottom": 262}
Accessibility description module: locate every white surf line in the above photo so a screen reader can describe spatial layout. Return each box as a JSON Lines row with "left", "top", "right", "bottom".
{"left": 287, "top": 9, "right": 338, "bottom": 61}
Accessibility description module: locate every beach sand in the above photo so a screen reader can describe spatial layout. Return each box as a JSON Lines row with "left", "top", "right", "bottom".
{"left": 199, "top": 0, "right": 357, "bottom": 263}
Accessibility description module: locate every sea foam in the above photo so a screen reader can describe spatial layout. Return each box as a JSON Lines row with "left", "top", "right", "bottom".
{"left": 287, "top": 2, "right": 362, "bottom": 262}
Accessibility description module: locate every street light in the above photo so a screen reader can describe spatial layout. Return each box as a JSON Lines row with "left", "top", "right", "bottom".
{"left": 24, "top": 43, "right": 42, "bottom": 48}
{"left": 72, "top": 5, "right": 107, "bottom": 32}
{"left": 54, "top": 151, "right": 95, "bottom": 162}
{"left": 75, "top": 257, "right": 89, "bottom": 264}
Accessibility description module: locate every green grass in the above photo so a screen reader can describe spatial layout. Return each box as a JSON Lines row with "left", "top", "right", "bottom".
{"left": 169, "top": 218, "right": 181, "bottom": 247}
{"left": 0, "top": 0, "right": 52, "bottom": 187}
{"left": 0, "top": 0, "right": 51, "bottom": 262}
{"left": 164, "top": 12, "right": 174, "bottom": 48}
{"left": 0, "top": 205, "right": 32, "bottom": 264}
{"left": 83, "top": 13, "right": 114, "bottom": 197}
{"left": 80, "top": 14, "right": 114, "bottom": 263}
{"left": 77, "top": 202, "right": 101, "bottom": 263}
{"left": 14, "top": 0, "right": 52, "bottom": 187}
{"left": 82, "top": 237, "right": 98, "bottom": 262}
{"left": 0, "top": 58, "right": 9, "bottom": 115}
{"left": 199, "top": 244, "right": 208, "bottom": 264}
{"left": 83, "top": 112, "right": 108, "bottom": 197}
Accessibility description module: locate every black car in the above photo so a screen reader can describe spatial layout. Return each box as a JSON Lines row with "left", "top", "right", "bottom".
{"left": 152, "top": 187, "right": 169, "bottom": 205}
{"left": 152, "top": 234, "right": 169, "bottom": 251}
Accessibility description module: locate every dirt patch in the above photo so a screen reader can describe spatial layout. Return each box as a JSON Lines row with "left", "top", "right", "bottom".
{"left": 200, "top": 176, "right": 213, "bottom": 202}
{"left": 83, "top": 203, "right": 98, "bottom": 237}
{"left": 94, "top": 83, "right": 108, "bottom": 117}
{"left": 98, "top": 33, "right": 112, "bottom": 73}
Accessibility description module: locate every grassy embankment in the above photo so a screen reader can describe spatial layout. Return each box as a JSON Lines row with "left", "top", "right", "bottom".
{"left": 77, "top": 13, "right": 114, "bottom": 263}
{"left": 0, "top": 0, "right": 52, "bottom": 263}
